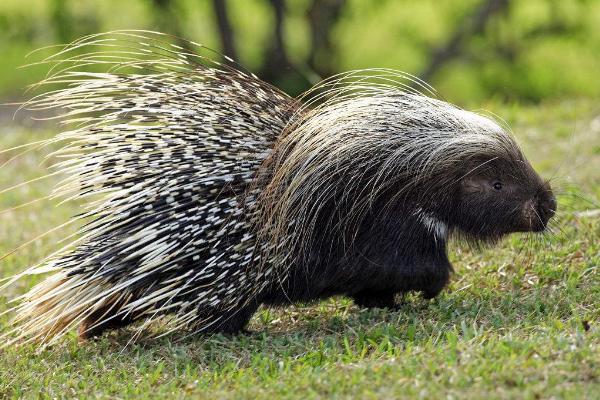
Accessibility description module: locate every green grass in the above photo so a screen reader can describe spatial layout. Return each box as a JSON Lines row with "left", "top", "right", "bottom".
{"left": 0, "top": 99, "right": 599, "bottom": 399}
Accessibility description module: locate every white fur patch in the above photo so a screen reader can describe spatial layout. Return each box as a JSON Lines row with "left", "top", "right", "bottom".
{"left": 414, "top": 208, "right": 448, "bottom": 240}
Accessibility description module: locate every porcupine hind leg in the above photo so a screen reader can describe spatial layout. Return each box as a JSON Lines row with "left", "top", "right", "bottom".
{"left": 203, "top": 299, "right": 262, "bottom": 335}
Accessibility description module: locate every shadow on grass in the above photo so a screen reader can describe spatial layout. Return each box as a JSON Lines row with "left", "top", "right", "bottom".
{"left": 38, "top": 283, "right": 581, "bottom": 370}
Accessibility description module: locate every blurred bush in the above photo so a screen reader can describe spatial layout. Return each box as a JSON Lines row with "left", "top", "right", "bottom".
{"left": 0, "top": 0, "right": 599, "bottom": 105}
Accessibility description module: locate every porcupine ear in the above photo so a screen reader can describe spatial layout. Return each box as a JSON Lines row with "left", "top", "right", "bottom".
{"left": 0, "top": 31, "right": 290, "bottom": 347}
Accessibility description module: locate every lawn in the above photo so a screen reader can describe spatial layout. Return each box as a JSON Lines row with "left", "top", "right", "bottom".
{"left": 0, "top": 99, "right": 598, "bottom": 399}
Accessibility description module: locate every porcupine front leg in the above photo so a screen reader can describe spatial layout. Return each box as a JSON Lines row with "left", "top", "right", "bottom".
{"left": 349, "top": 214, "right": 452, "bottom": 308}
{"left": 351, "top": 260, "right": 450, "bottom": 310}
{"left": 420, "top": 265, "right": 451, "bottom": 300}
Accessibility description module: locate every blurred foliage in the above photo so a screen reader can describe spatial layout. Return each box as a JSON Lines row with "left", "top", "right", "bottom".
{"left": 0, "top": 0, "right": 599, "bottom": 105}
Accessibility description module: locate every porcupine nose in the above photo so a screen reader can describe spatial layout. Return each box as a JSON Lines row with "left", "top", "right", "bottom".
{"left": 534, "top": 182, "right": 557, "bottom": 230}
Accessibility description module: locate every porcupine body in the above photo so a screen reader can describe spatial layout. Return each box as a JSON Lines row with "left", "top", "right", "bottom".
{"left": 2, "top": 31, "right": 556, "bottom": 346}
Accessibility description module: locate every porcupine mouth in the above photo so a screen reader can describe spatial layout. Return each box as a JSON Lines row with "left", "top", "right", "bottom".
{"left": 520, "top": 198, "right": 556, "bottom": 233}
{"left": 509, "top": 215, "right": 552, "bottom": 235}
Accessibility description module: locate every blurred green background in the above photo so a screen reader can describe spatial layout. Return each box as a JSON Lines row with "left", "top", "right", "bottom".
{"left": 1, "top": 0, "right": 600, "bottom": 105}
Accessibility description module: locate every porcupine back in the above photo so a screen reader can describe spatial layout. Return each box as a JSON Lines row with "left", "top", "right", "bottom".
{"left": 1, "top": 31, "right": 295, "bottom": 345}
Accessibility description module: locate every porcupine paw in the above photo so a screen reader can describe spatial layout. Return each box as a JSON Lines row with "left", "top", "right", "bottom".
{"left": 421, "top": 281, "right": 448, "bottom": 300}
{"left": 421, "top": 289, "right": 442, "bottom": 300}
{"left": 352, "top": 290, "right": 398, "bottom": 310}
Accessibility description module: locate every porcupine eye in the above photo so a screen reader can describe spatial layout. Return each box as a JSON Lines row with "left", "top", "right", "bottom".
{"left": 492, "top": 181, "right": 503, "bottom": 191}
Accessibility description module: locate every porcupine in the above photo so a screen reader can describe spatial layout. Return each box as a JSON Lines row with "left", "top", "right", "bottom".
{"left": 1, "top": 31, "right": 556, "bottom": 346}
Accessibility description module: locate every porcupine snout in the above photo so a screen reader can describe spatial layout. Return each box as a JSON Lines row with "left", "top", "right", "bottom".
{"left": 528, "top": 182, "right": 557, "bottom": 231}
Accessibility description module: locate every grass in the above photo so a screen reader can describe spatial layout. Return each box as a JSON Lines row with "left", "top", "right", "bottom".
{"left": 0, "top": 99, "right": 598, "bottom": 399}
